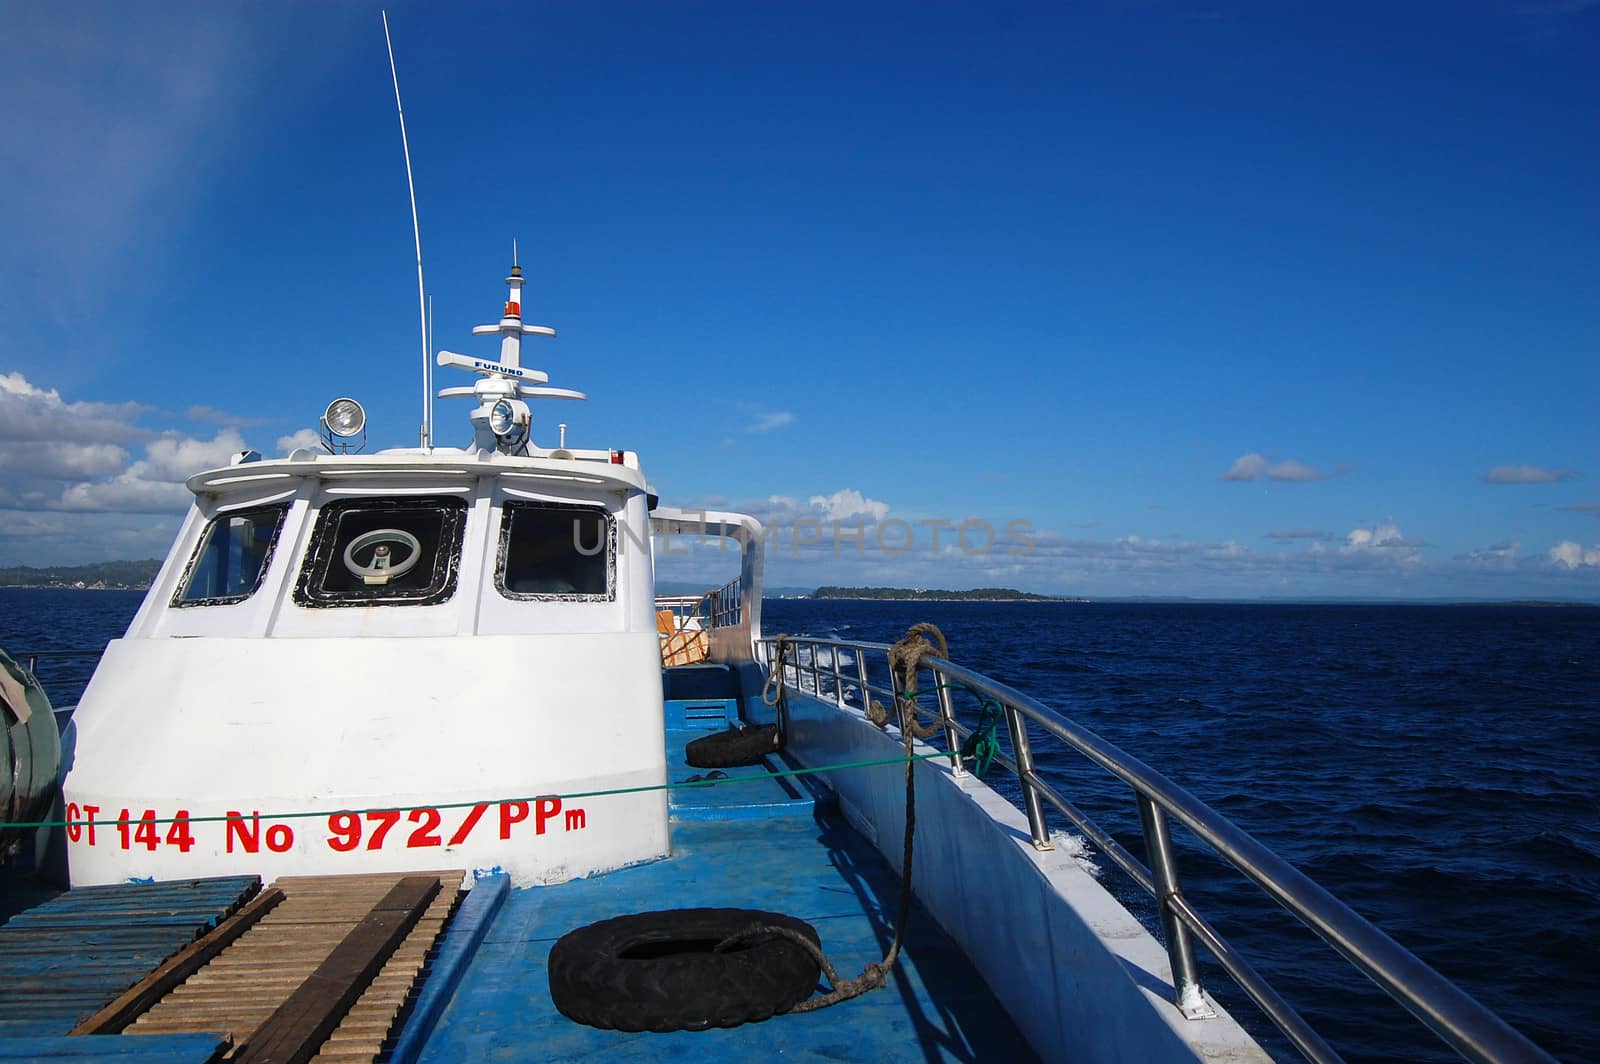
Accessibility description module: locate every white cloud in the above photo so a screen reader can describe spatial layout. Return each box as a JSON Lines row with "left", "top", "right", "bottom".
{"left": 1222, "top": 453, "right": 1266, "bottom": 481}
{"left": 55, "top": 475, "right": 191, "bottom": 515}
{"left": 1455, "top": 542, "right": 1520, "bottom": 571}
{"left": 0, "top": 372, "right": 275, "bottom": 531}
{"left": 807, "top": 489, "right": 889, "bottom": 523}
{"left": 1546, "top": 541, "right": 1600, "bottom": 569}
{"left": 0, "top": 370, "right": 151, "bottom": 445}
{"left": 0, "top": 372, "right": 57, "bottom": 403}
{"left": 656, "top": 498, "right": 1600, "bottom": 598}
{"left": 1222, "top": 453, "right": 1333, "bottom": 482}
{"left": 734, "top": 402, "right": 795, "bottom": 433}
{"left": 189, "top": 404, "right": 271, "bottom": 428}
{"left": 0, "top": 441, "right": 129, "bottom": 482}
{"left": 277, "top": 427, "right": 322, "bottom": 454}
{"left": 1481, "top": 464, "right": 1573, "bottom": 485}
{"left": 750, "top": 409, "right": 795, "bottom": 432}
{"left": 726, "top": 490, "right": 890, "bottom": 529}
{"left": 140, "top": 430, "right": 248, "bottom": 483}
{"left": 1266, "top": 459, "right": 1328, "bottom": 482}
{"left": 1343, "top": 520, "right": 1419, "bottom": 552}
{"left": 49, "top": 428, "right": 245, "bottom": 514}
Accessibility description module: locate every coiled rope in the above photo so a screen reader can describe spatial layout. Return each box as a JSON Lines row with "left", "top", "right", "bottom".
{"left": 865, "top": 622, "right": 948, "bottom": 739}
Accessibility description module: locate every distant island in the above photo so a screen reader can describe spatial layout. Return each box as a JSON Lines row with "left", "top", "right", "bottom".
{"left": 0, "top": 560, "right": 161, "bottom": 590}
{"left": 810, "top": 586, "right": 1076, "bottom": 602}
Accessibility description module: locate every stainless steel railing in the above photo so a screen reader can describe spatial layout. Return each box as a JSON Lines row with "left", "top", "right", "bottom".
{"left": 755, "top": 634, "right": 1553, "bottom": 1064}
{"left": 655, "top": 576, "right": 743, "bottom": 632}
{"left": 706, "top": 575, "right": 742, "bottom": 629}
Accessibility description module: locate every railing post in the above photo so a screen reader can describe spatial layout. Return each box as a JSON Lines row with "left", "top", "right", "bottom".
{"left": 1002, "top": 703, "right": 1052, "bottom": 850}
{"left": 1136, "top": 794, "right": 1216, "bottom": 1020}
{"left": 887, "top": 649, "right": 899, "bottom": 704}
{"left": 933, "top": 664, "right": 964, "bottom": 775}
{"left": 831, "top": 644, "right": 845, "bottom": 709}
{"left": 854, "top": 648, "right": 870, "bottom": 716}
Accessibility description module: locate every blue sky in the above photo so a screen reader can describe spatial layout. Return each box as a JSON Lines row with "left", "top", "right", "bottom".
{"left": 1, "top": 1, "right": 1596, "bottom": 598}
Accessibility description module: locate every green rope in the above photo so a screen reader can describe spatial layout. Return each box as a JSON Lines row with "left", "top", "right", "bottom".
{"left": 881, "top": 677, "right": 1004, "bottom": 778}
{"left": 0, "top": 750, "right": 949, "bottom": 832}
{"left": 958, "top": 699, "right": 1003, "bottom": 778}
{"left": 6, "top": 663, "right": 1011, "bottom": 831}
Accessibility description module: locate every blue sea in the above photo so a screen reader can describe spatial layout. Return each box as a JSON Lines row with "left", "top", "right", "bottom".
{"left": 3, "top": 588, "right": 1596, "bottom": 1062}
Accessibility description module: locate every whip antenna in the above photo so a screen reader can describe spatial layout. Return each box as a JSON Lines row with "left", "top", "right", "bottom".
{"left": 427, "top": 291, "right": 434, "bottom": 446}
{"left": 382, "top": 10, "right": 430, "bottom": 449}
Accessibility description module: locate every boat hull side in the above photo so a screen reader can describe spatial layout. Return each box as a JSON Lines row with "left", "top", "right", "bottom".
{"left": 760, "top": 688, "right": 1273, "bottom": 1064}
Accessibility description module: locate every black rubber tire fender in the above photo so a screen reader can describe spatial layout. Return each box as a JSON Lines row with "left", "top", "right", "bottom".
{"left": 684, "top": 723, "right": 781, "bottom": 768}
{"left": 548, "top": 907, "right": 822, "bottom": 1032}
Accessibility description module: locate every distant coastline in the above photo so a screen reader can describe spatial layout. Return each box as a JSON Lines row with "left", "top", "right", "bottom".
{"left": 0, "top": 560, "right": 160, "bottom": 591}
{"left": 808, "top": 585, "right": 1080, "bottom": 602}
{"left": 785, "top": 589, "right": 1599, "bottom": 606}
{"left": 1, "top": 565, "right": 1593, "bottom": 606}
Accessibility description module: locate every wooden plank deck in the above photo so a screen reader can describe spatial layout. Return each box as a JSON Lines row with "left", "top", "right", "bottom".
{"left": 234, "top": 876, "right": 440, "bottom": 1064}
{"left": 129, "top": 871, "right": 463, "bottom": 1063}
{"left": 72, "top": 888, "right": 287, "bottom": 1035}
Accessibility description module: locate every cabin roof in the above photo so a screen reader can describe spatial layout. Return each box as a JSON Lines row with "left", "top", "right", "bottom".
{"left": 185, "top": 447, "right": 647, "bottom": 500}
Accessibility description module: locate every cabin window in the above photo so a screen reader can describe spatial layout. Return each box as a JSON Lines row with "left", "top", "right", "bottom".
{"left": 496, "top": 502, "right": 615, "bottom": 601}
{"left": 173, "top": 504, "right": 289, "bottom": 607}
{"left": 294, "top": 495, "right": 467, "bottom": 608}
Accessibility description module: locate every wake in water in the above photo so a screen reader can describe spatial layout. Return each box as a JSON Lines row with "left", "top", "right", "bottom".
{"left": 1049, "top": 829, "right": 1102, "bottom": 877}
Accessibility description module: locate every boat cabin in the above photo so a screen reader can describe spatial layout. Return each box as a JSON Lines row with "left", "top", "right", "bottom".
{"left": 62, "top": 266, "right": 759, "bottom": 888}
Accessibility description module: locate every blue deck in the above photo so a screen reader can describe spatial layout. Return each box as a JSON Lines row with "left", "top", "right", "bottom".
{"left": 0, "top": 875, "right": 258, "bottom": 1040}
{"left": 414, "top": 724, "right": 1037, "bottom": 1061}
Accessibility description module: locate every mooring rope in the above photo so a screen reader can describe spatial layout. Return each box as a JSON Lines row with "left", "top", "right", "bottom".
{"left": 720, "top": 622, "right": 951, "bottom": 1012}
{"left": 761, "top": 634, "right": 794, "bottom": 747}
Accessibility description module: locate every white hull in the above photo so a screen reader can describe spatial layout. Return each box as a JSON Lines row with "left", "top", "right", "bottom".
{"left": 64, "top": 634, "right": 668, "bottom": 886}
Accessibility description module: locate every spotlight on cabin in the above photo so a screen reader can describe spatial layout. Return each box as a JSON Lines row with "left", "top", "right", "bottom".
{"left": 324, "top": 398, "right": 366, "bottom": 436}
{"left": 320, "top": 397, "right": 367, "bottom": 453}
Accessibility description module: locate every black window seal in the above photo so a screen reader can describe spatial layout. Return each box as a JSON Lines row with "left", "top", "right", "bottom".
{"left": 293, "top": 494, "right": 468, "bottom": 609}
{"left": 170, "top": 504, "right": 290, "bottom": 609}
{"left": 495, "top": 500, "right": 617, "bottom": 603}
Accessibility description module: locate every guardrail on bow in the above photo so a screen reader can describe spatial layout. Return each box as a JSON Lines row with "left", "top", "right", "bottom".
{"left": 755, "top": 633, "right": 1553, "bottom": 1064}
